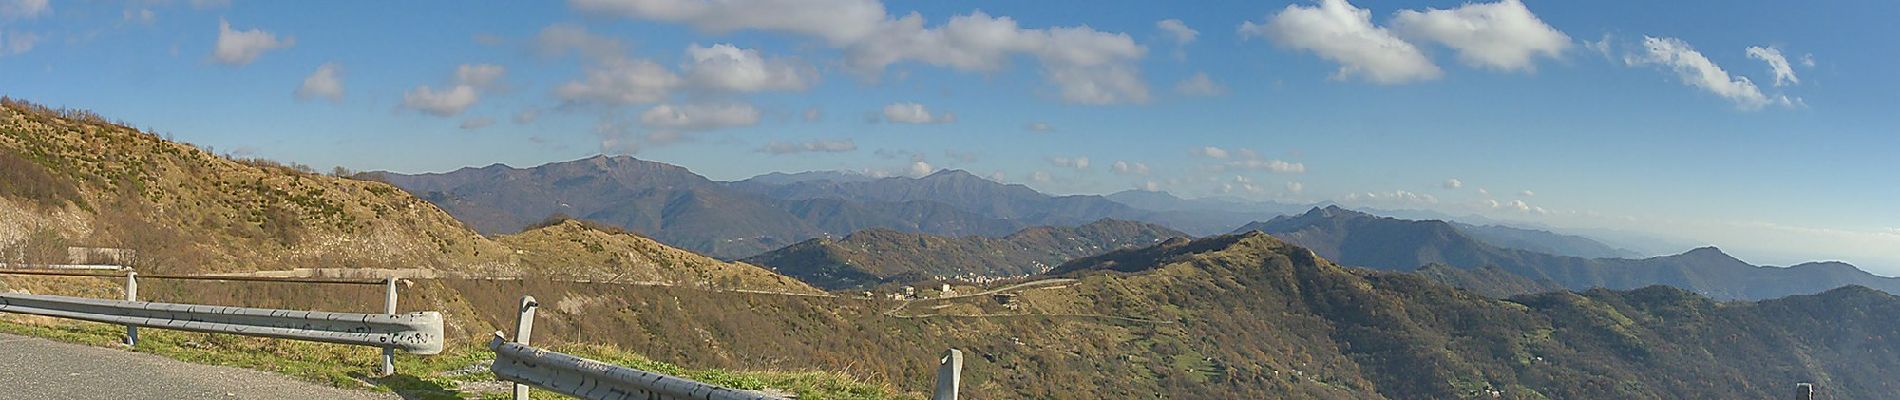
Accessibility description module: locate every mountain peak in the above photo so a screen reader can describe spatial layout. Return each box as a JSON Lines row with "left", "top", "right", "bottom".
{"left": 922, "top": 168, "right": 981, "bottom": 180}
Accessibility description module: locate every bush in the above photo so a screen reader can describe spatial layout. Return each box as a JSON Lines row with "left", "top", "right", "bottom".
{"left": 0, "top": 149, "right": 84, "bottom": 208}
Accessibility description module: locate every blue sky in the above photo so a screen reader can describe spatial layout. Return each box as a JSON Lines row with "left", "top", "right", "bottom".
{"left": 2, "top": 0, "right": 1896, "bottom": 272}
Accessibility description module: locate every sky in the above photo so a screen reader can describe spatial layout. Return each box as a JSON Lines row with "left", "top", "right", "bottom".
{"left": 1, "top": 0, "right": 1897, "bottom": 272}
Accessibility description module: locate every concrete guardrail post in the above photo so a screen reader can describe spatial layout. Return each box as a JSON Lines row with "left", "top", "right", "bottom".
{"left": 513, "top": 295, "right": 538, "bottom": 400}
{"left": 381, "top": 277, "right": 398, "bottom": 377}
{"left": 934, "top": 349, "right": 962, "bottom": 400}
{"left": 123, "top": 270, "right": 137, "bottom": 347}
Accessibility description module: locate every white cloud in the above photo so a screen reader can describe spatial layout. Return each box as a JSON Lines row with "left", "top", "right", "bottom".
{"left": 213, "top": 18, "right": 294, "bottom": 66}
{"left": 1344, "top": 190, "right": 1438, "bottom": 205}
{"left": 1519, "top": 190, "right": 1535, "bottom": 197}
{"left": 575, "top": 0, "right": 1150, "bottom": 105}
{"left": 1025, "top": 121, "right": 1054, "bottom": 132}
{"left": 1744, "top": 45, "right": 1799, "bottom": 87}
{"left": 1111, "top": 160, "right": 1149, "bottom": 176}
{"left": 882, "top": 102, "right": 955, "bottom": 124}
{"left": 1800, "top": 53, "right": 1815, "bottom": 68}
{"left": 683, "top": 43, "right": 815, "bottom": 92}
{"left": 1241, "top": 0, "right": 1440, "bottom": 84}
{"left": 1030, "top": 170, "right": 1052, "bottom": 183}
{"left": 1174, "top": 72, "right": 1226, "bottom": 96}
{"left": 1285, "top": 181, "right": 1304, "bottom": 194}
{"left": 1225, "top": 159, "right": 1306, "bottom": 174}
{"left": 762, "top": 139, "right": 857, "bottom": 154}
{"left": 459, "top": 116, "right": 496, "bottom": 130}
{"left": 639, "top": 102, "right": 761, "bottom": 131}
{"left": 1156, "top": 19, "right": 1197, "bottom": 45}
{"left": 1477, "top": 188, "right": 1490, "bottom": 195}
{"left": 1389, "top": 0, "right": 1570, "bottom": 72}
{"left": 1049, "top": 156, "right": 1091, "bottom": 171}
{"left": 295, "top": 62, "right": 344, "bottom": 102}
{"left": 909, "top": 161, "right": 936, "bottom": 178}
{"left": 0, "top": 0, "right": 49, "bottom": 21}
{"left": 570, "top": 0, "right": 887, "bottom": 44}
{"left": 403, "top": 64, "right": 507, "bottom": 117}
{"left": 1484, "top": 198, "right": 1548, "bottom": 214}
{"left": 402, "top": 85, "right": 479, "bottom": 117}
{"left": 0, "top": 31, "right": 38, "bottom": 57}
{"left": 555, "top": 58, "right": 683, "bottom": 105}
{"left": 802, "top": 107, "right": 822, "bottom": 122}
{"left": 1442, "top": 178, "right": 1463, "bottom": 189}
{"left": 1197, "top": 146, "right": 1229, "bottom": 159}
{"left": 456, "top": 64, "right": 507, "bottom": 88}
{"left": 1625, "top": 36, "right": 1790, "bottom": 110}
{"left": 534, "top": 23, "right": 625, "bottom": 60}
{"left": 1583, "top": 33, "right": 1614, "bottom": 59}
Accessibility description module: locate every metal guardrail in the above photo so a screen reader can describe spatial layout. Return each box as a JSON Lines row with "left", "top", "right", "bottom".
{"left": 0, "top": 269, "right": 433, "bottom": 375}
{"left": 0, "top": 292, "right": 445, "bottom": 354}
{"left": 489, "top": 295, "right": 965, "bottom": 400}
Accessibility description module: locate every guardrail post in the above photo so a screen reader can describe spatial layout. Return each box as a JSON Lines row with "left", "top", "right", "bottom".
{"left": 512, "top": 295, "right": 538, "bottom": 400}
{"left": 380, "top": 277, "right": 398, "bottom": 377}
{"left": 123, "top": 270, "right": 137, "bottom": 347}
{"left": 934, "top": 348, "right": 962, "bottom": 400}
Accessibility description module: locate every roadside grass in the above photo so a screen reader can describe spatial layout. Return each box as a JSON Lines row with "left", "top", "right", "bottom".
{"left": 0, "top": 318, "right": 909, "bottom": 400}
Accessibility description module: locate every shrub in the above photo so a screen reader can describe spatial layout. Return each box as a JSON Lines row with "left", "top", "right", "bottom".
{"left": 0, "top": 149, "right": 84, "bottom": 208}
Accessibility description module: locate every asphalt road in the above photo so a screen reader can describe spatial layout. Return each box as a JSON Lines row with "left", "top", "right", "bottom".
{"left": 0, "top": 333, "right": 396, "bottom": 400}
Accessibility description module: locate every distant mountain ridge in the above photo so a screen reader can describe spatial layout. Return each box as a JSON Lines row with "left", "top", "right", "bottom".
{"left": 1235, "top": 206, "right": 1900, "bottom": 300}
{"left": 743, "top": 219, "right": 1187, "bottom": 289}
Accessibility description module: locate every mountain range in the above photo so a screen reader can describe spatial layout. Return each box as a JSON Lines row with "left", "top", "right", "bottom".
{"left": 741, "top": 219, "right": 1187, "bottom": 289}
{"left": 1236, "top": 205, "right": 1900, "bottom": 300}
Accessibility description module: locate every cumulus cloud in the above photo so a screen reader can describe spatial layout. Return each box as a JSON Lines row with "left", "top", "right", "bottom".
{"left": 213, "top": 18, "right": 295, "bottom": 66}
{"left": 1285, "top": 181, "right": 1305, "bottom": 194}
{"left": 639, "top": 102, "right": 761, "bottom": 131}
{"left": 459, "top": 116, "right": 496, "bottom": 130}
{"left": 0, "top": 0, "right": 49, "bottom": 21}
{"left": 909, "top": 161, "right": 937, "bottom": 178}
{"left": 1049, "top": 156, "right": 1090, "bottom": 171}
{"left": 403, "top": 85, "right": 479, "bottom": 117}
{"left": 1111, "top": 160, "right": 1149, "bottom": 176}
{"left": 1389, "top": 0, "right": 1570, "bottom": 72}
{"left": 761, "top": 139, "right": 857, "bottom": 154}
{"left": 295, "top": 62, "right": 344, "bottom": 102}
{"left": 1225, "top": 159, "right": 1306, "bottom": 174}
{"left": 555, "top": 58, "right": 683, "bottom": 105}
{"left": 1196, "top": 146, "right": 1229, "bottom": 159}
{"left": 683, "top": 43, "right": 816, "bottom": 92}
{"left": 1519, "top": 190, "right": 1535, "bottom": 197}
{"left": 1174, "top": 72, "right": 1226, "bottom": 96}
{"left": 1484, "top": 198, "right": 1548, "bottom": 214}
{"left": 1625, "top": 36, "right": 1791, "bottom": 110}
{"left": 1442, "top": 178, "right": 1463, "bottom": 189}
{"left": 1025, "top": 121, "right": 1054, "bottom": 132}
{"left": 882, "top": 102, "right": 955, "bottom": 124}
{"left": 1030, "top": 170, "right": 1052, "bottom": 183}
{"left": 1744, "top": 46, "right": 1799, "bottom": 87}
{"left": 573, "top": 0, "right": 1151, "bottom": 104}
{"left": 1156, "top": 18, "right": 1197, "bottom": 45}
{"left": 1344, "top": 190, "right": 1438, "bottom": 204}
{"left": 1241, "top": 0, "right": 1440, "bottom": 84}
{"left": 403, "top": 64, "right": 506, "bottom": 117}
